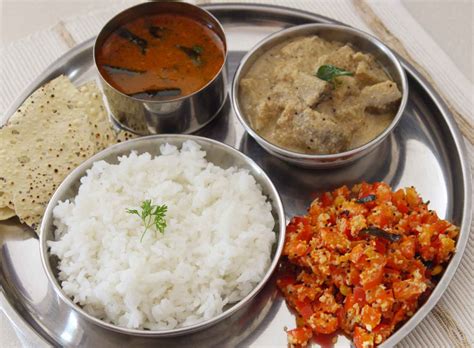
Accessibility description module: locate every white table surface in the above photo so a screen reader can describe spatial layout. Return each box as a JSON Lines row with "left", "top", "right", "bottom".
{"left": 0, "top": 1, "right": 472, "bottom": 347}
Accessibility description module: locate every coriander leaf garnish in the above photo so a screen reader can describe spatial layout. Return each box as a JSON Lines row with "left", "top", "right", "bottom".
{"left": 316, "top": 64, "right": 353, "bottom": 83}
{"left": 126, "top": 200, "right": 168, "bottom": 241}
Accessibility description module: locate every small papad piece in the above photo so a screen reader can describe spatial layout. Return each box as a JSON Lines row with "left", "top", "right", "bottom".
{"left": 0, "top": 207, "right": 15, "bottom": 220}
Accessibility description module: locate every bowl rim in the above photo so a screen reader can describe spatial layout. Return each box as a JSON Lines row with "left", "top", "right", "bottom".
{"left": 39, "top": 134, "right": 286, "bottom": 337}
{"left": 231, "top": 23, "right": 409, "bottom": 161}
{"left": 93, "top": 1, "right": 228, "bottom": 103}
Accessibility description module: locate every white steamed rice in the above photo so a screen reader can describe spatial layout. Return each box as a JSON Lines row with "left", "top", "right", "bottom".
{"left": 48, "top": 140, "right": 275, "bottom": 330}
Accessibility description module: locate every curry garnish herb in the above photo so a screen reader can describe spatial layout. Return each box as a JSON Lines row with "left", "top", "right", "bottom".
{"left": 127, "top": 200, "right": 168, "bottom": 241}
{"left": 355, "top": 194, "right": 376, "bottom": 204}
{"left": 359, "top": 227, "right": 402, "bottom": 242}
{"left": 177, "top": 45, "right": 204, "bottom": 66}
{"left": 102, "top": 64, "right": 145, "bottom": 76}
{"left": 316, "top": 64, "right": 353, "bottom": 83}
{"left": 117, "top": 28, "right": 148, "bottom": 54}
{"left": 148, "top": 25, "right": 166, "bottom": 39}
{"left": 192, "top": 45, "right": 204, "bottom": 54}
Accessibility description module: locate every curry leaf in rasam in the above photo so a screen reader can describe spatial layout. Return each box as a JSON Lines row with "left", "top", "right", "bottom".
{"left": 192, "top": 45, "right": 204, "bottom": 54}
{"left": 177, "top": 45, "right": 203, "bottom": 66}
{"left": 316, "top": 64, "right": 353, "bottom": 83}
{"left": 127, "top": 200, "right": 168, "bottom": 241}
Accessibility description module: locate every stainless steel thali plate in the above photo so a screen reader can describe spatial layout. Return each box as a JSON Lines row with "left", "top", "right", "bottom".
{"left": 0, "top": 4, "right": 471, "bottom": 347}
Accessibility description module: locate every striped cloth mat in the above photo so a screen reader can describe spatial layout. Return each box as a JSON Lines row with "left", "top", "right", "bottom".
{"left": 0, "top": 1, "right": 472, "bottom": 347}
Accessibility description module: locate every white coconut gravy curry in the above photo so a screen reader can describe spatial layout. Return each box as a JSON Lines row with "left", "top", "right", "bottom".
{"left": 239, "top": 36, "right": 402, "bottom": 155}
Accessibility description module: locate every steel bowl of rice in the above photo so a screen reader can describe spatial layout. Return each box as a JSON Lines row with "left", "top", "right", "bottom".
{"left": 39, "top": 135, "right": 285, "bottom": 337}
